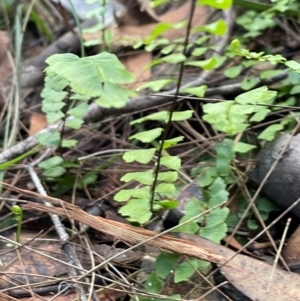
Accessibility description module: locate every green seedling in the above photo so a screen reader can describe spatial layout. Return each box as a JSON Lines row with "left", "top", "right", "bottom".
{"left": 11, "top": 205, "right": 23, "bottom": 243}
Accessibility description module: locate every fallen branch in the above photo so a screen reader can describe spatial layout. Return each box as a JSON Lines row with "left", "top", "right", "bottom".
{"left": 22, "top": 195, "right": 300, "bottom": 301}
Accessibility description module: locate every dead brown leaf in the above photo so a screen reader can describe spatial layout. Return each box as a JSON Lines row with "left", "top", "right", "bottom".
{"left": 160, "top": 1, "right": 208, "bottom": 39}
{"left": 0, "top": 239, "right": 142, "bottom": 297}
{"left": 283, "top": 225, "right": 300, "bottom": 268}
{"left": 0, "top": 243, "right": 67, "bottom": 291}
{"left": 120, "top": 51, "right": 152, "bottom": 88}
{"left": 28, "top": 113, "right": 48, "bottom": 135}
{"left": 223, "top": 235, "right": 255, "bottom": 257}
{"left": 181, "top": 233, "right": 300, "bottom": 301}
